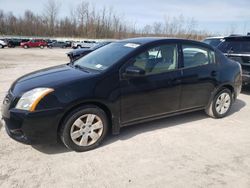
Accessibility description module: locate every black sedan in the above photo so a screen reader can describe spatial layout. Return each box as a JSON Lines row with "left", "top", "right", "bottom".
{"left": 1, "top": 38, "right": 242, "bottom": 152}
{"left": 67, "top": 41, "right": 112, "bottom": 62}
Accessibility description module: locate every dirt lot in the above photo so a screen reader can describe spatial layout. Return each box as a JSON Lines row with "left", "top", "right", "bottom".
{"left": 0, "top": 48, "right": 250, "bottom": 188}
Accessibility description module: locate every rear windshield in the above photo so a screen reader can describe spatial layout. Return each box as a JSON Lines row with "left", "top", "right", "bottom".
{"left": 73, "top": 42, "right": 137, "bottom": 71}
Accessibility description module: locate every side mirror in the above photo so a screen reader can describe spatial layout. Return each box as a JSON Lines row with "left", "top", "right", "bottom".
{"left": 124, "top": 66, "right": 145, "bottom": 78}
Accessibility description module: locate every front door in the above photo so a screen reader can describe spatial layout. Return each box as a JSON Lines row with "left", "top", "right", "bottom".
{"left": 120, "top": 43, "right": 182, "bottom": 124}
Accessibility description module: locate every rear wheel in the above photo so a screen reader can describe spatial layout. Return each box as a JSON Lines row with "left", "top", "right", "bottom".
{"left": 206, "top": 88, "right": 232, "bottom": 118}
{"left": 0, "top": 44, "right": 3, "bottom": 48}
{"left": 40, "top": 45, "right": 44, "bottom": 49}
{"left": 60, "top": 105, "right": 108, "bottom": 152}
{"left": 23, "top": 45, "right": 28, "bottom": 49}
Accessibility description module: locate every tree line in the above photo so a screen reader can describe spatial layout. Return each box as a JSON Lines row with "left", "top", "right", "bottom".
{"left": 0, "top": 0, "right": 208, "bottom": 40}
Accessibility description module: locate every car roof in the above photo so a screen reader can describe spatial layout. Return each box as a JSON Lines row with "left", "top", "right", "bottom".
{"left": 118, "top": 37, "right": 203, "bottom": 45}
{"left": 224, "top": 35, "right": 250, "bottom": 41}
{"left": 116, "top": 37, "right": 214, "bottom": 50}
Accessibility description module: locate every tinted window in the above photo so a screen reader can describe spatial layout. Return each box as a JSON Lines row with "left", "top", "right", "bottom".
{"left": 218, "top": 40, "right": 250, "bottom": 53}
{"left": 182, "top": 45, "right": 215, "bottom": 68}
{"left": 74, "top": 43, "right": 136, "bottom": 71}
{"left": 203, "top": 38, "right": 223, "bottom": 47}
{"left": 132, "top": 44, "right": 178, "bottom": 75}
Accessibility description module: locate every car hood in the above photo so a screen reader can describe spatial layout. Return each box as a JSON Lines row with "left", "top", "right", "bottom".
{"left": 10, "top": 65, "right": 95, "bottom": 95}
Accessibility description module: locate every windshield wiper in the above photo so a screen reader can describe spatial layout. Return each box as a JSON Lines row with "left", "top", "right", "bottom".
{"left": 73, "top": 64, "right": 90, "bottom": 73}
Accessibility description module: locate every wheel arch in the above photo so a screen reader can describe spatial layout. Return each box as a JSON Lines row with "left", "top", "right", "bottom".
{"left": 207, "top": 83, "right": 236, "bottom": 109}
{"left": 220, "top": 84, "right": 236, "bottom": 100}
{"left": 57, "top": 101, "right": 114, "bottom": 135}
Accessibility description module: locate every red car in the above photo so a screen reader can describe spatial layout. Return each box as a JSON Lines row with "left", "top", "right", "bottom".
{"left": 20, "top": 39, "right": 47, "bottom": 49}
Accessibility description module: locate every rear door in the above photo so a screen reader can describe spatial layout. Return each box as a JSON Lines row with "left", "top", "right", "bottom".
{"left": 179, "top": 43, "right": 218, "bottom": 109}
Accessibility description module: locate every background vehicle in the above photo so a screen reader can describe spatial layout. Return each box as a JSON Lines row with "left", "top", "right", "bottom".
{"left": 45, "top": 39, "right": 56, "bottom": 44}
{"left": 48, "top": 41, "right": 68, "bottom": 48}
{"left": 202, "top": 36, "right": 225, "bottom": 47}
{"left": 1, "top": 38, "right": 242, "bottom": 152}
{"left": 20, "top": 39, "right": 47, "bottom": 49}
{"left": 6, "top": 38, "right": 29, "bottom": 47}
{"left": 67, "top": 41, "right": 112, "bottom": 61}
{"left": 0, "top": 39, "right": 7, "bottom": 48}
{"left": 72, "top": 40, "right": 96, "bottom": 49}
{"left": 217, "top": 35, "right": 250, "bottom": 85}
{"left": 65, "top": 41, "right": 73, "bottom": 48}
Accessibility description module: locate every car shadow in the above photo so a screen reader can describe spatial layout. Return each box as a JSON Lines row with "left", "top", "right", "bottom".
{"left": 32, "top": 141, "right": 71, "bottom": 154}
{"left": 103, "top": 98, "right": 246, "bottom": 147}
{"left": 32, "top": 99, "right": 246, "bottom": 155}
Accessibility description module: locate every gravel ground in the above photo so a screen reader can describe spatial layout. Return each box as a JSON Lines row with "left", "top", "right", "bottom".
{"left": 0, "top": 48, "right": 250, "bottom": 188}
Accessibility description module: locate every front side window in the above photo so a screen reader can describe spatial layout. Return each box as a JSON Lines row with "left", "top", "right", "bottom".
{"left": 218, "top": 41, "right": 241, "bottom": 53}
{"left": 238, "top": 41, "right": 250, "bottom": 52}
{"left": 131, "top": 44, "right": 178, "bottom": 75}
{"left": 218, "top": 40, "right": 250, "bottom": 53}
{"left": 182, "top": 45, "right": 215, "bottom": 68}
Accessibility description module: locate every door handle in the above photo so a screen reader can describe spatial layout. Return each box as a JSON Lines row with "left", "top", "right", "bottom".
{"left": 211, "top": 71, "right": 217, "bottom": 77}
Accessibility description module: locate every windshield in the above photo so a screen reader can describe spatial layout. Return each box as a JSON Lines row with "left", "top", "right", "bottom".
{"left": 203, "top": 38, "right": 223, "bottom": 47}
{"left": 90, "top": 42, "right": 109, "bottom": 50}
{"left": 73, "top": 42, "right": 137, "bottom": 71}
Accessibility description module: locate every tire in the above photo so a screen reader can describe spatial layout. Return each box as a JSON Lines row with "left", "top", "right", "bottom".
{"left": 40, "top": 45, "right": 44, "bottom": 49}
{"left": 60, "top": 105, "right": 108, "bottom": 152}
{"left": 206, "top": 88, "right": 232, "bottom": 118}
{"left": 77, "top": 45, "right": 81, "bottom": 49}
{"left": 0, "top": 44, "right": 3, "bottom": 48}
{"left": 23, "top": 45, "right": 28, "bottom": 49}
{"left": 48, "top": 46, "right": 52, "bottom": 49}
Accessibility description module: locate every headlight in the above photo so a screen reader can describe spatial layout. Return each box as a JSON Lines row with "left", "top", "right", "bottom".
{"left": 15, "top": 88, "right": 54, "bottom": 111}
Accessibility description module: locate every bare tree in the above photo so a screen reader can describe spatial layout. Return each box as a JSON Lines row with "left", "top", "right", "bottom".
{"left": 0, "top": 6, "right": 209, "bottom": 40}
{"left": 43, "top": 0, "right": 61, "bottom": 36}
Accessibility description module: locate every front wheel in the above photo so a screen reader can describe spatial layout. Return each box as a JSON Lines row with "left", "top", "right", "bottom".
{"left": 60, "top": 106, "right": 108, "bottom": 152}
{"left": 40, "top": 45, "right": 44, "bottom": 49}
{"left": 0, "top": 44, "right": 3, "bottom": 48}
{"left": 206, "top": 88, "right": 232, "bottom": 118}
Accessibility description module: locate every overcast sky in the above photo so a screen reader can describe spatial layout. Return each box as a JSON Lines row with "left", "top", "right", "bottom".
{"left": 1, "top": 0, "right": 250, "bottom": 34}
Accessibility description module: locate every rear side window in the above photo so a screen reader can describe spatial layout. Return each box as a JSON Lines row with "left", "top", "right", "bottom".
{"left": 182, "top": 45, "right": 215, "bottom": 68}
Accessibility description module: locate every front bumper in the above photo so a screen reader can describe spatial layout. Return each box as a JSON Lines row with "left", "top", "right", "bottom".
{"left": 1, "top": 106, "right": 64, "bottom": 145}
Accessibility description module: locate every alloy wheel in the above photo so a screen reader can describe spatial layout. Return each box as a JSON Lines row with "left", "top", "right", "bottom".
{"left": 70, "top": 114, "right": 104, "bottom": 146}
{"left": 215, "top": 92, "right": 231, "bottom": 115}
